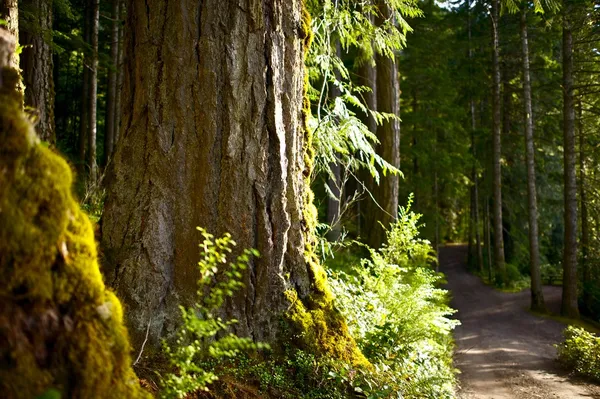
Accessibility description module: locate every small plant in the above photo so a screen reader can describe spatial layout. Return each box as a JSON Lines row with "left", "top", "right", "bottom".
{"left": 557, "top": 326, "right": 600, "bottom": 382}
{"left": 160, "top": 227, "right": 267, "bottom": 399}
{"left": 328, "top": 196, "right": 459, "bottom": 398}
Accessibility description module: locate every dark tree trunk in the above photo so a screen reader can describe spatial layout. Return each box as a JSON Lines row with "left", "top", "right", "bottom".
{"left": 520, "top": 9, "right": 545, "bottom": 312}
{"left": 20, "top": 0, "right": 55, "bottom": 143}
{"left": 78, "top": 3, "right": 90, "bottom": 176}
{"left": 102, "top": 0, "right": 356, "bottom": 358}
{"left": 87, "top": 0, "right": 99, "bottom": 182}
{"left": 114, "top": 0, "right": 125, "bottom": 145}
{"left": 491, "top": 0, "right": 506, "bottom": 283}
{"left": 366, "top": 4, "right": 400, "bottom": 249}
{"left": 579, "top": 101, "right": 590, "bottom": 310}
{"left": 104, "top": 0, "right": 120, "bottom": 164}
{"left": 561, "top": 6, "right": 579, "bottom": 319}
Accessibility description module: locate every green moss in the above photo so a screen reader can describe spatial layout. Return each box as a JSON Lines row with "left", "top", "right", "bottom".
{"left": 0, "top": 67, "right": 149, "bottom": 398}
{"left": 281, "top": 0, "right": 370, "bottom": 371}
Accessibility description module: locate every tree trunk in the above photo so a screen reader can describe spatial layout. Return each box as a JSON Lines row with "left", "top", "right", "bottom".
{"left": 101, "top": 0, "right": 359, "bottom": 360}
{"left": 326, "top": 41, "right": 342, "bottom": 242}
{"left": 561, "top": 6, "right": 579, "bottom": 319}
{"left": 114, "top": 0, "right": 125, "bottom": 145}
{"left": 20, "top": 0, "right": 55, "bottom": 144}
{"left": 104, "top": 0, "right": 120, "bottom": 164}
{"left": 491, "top": 0, "right": 506, "bottom": 283}
{"left": 87, "top": 0, "right": 99, "bottom": 182}
{"left": 0, "top": 0, "right": 18, "bottom": 68}
{"left": 521, "top": 9, "right": 545, "bottom": 312}
{"left": 485, "top": 197, "right": 493, "bottom": 282}
{"left": 579, "top": 101, "right": 590, "bottom": 310}
{"left": 78, "top": 3, "right": 90, "bottom": 176}
{"left": 366, "top": 3, "right": 400, "bottom": 249}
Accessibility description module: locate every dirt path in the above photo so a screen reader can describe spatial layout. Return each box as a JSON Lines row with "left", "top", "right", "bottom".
{"left": 440, "top": 245, "right": 600, "bottom": 399}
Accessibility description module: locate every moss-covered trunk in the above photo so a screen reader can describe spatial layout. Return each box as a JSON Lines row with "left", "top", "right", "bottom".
{"left": 102, "top": 0, "right": 364, "bottom": 363}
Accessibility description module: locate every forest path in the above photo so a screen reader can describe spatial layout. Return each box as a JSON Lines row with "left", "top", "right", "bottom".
{"left": 440, "top": 245, "right": 600, "bottom": 399}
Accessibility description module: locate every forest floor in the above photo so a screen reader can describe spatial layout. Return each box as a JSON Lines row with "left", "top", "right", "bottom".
{"left": 440, "top": 245, "right": 600, "bottom": 399}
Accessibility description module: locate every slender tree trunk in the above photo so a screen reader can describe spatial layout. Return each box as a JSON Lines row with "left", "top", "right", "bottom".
{"left": 521, "top": 9, "right": 546, "bottom": 312}
{"left": 468, "top": 184, "right": 474, "bottom": 268}
{"left": 491, "top": 0, "right": 506, "bottom": 283}
{"left": 104, "top": 0, "right": 120, "bottom": 164}
{"left": 327, "top": 42, "right": 342, "bottom": 242}
{"left": 485, "top": 198, "right": 493, "bottom": 282}
{"left": 114, "top": 0, "right": 125, "bottom": 145}
{"left": 366, "top": 3, "right": 400, "bottom": 249}
{"left": 578, "top": 101, "right": 590, "bottom": 310}
{"left": 561, "top": 6, "right": 579, "bottom": 319}
{"left": 102, "top": 0, "right": 354, "bottom": 355}
{"left": 357, "top": 58, "right": 376, "bottom": 242}
{"left": 78, "top": 3, "right": 90, "bottom": 176}
{"left": 87, "top": 0, "right": 99, "bottom": 182}
{"left": 20, "top": 0, "right": 55, "bottom": 144}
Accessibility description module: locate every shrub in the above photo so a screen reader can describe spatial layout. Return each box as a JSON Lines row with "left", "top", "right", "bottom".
{"left": 557, "top": 326, "right": 600, "bottom": 382}
{"left": 328, "top": 197, "right": 459, "bottom": 398}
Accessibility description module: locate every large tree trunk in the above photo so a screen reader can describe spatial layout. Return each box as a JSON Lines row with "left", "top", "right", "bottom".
{"left": 521, "top": 10, "right": 545, "bottom": 312}
{"left": 365, "top": 4, "right": 400, "bottom": 249}
{"left": 561, "top": 6, "right": 579, "bottom": 319}
{"left": 20, "top": 0, "right": 55, "bottom": 144}
{"left": 102, "top": 0, "right": 360, "bottom": 362}
{"left": 104, "top": 0, "right": 120, "bottom": 164}
{"left": 86, "top": 0, "right": 99, "bottom": 182}
{"left": 491, "top": 0, "right": 506, "bottom": 283}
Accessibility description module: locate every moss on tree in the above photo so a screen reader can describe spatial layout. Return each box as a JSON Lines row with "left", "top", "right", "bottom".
{"left": 0, "top": 44, "right": 148, "bottom": 398}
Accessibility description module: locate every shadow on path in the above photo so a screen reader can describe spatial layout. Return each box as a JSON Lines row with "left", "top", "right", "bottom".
{"left": 440, "top": 245, "right": 600, "bottom": 399}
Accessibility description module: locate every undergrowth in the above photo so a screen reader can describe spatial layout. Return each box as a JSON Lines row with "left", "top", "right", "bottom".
{"left": 557, "top": 326, "right": 600, "bottom": 382}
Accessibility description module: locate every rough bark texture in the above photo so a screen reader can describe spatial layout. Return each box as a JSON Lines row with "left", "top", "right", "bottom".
{"left": 0, "top": 0, "right": 18, "bottom": 68}
{"left": 561, "top": 8, "right": 579, "bottom": 319}
{"left": 491, "top": 0, "right": 506, "bottom": 283}
{"left": 87, "top": 0, "right": 99, "bottom": 182}
{"left": 104, "top": 0, "right": 120, "bottom": 164}
{"left": 114, "top": 0, "right": 125, "bottom": 145}
{"left": 102, "top": 0, "right": 365, "bottom": 366}
{"left": 521, "top": 10, "right": 545, "bottom": 312}
{"left": 20, "top": 0, "right": 55, "bottom": 144}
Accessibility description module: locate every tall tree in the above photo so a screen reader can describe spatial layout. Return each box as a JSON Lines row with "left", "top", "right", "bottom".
{"left": 520, "top": 8, "right": 545, "bottom": 311}
{"left": 491, "top": 0, "right": 506, "bottom": 283}
{"left": 86, "top": 0, "right": 99, "bottom": 182}
{"left": 561, "top": 1, "right": 579, "bottom": 318}
{"left": 104, "top": 0, "right": 120, "bottom": 163}
{"left": 78, "top": 2, "right": 90, "bottom": 175}
{"left": 102, "top": 0, "right": 362, "bottom": 364}
{"left": 365, "top": 2, "right": 401, "bottom": 249}
{"left": 20, "top": 0, "right": 55, "bottom": 143}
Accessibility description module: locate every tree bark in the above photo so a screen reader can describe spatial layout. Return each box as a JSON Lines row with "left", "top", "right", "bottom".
{"left": 579, "top": 101, "right": 590, "bottom": 310}
{"left": 491, "top": 0, "right": 506, "bottom": 283}
{"left": 521, "top": 9, "right": 545, "bottom": 312}
{"left": 114, "top": 0, "right": 125, "bottom": 145}
{"left": 78, "top": 3, "right": 90, "bottom": 176}
{"left": 0, "top": 0, "right": 18, "bottom": 68}
{"left": 20, "top": 0, "right": 55, "bottom": 144}
{"left": 104, "top": 0, "right": 120, "bottom": 164}
{"left": 102, "top": 0, "right": 332, "bottom": 349}
{"left": 366, "top": 3, "right": 400, "bottom": 249}
{"left": 561, "top": 6, "right": 579, "bottom": 319}
{"left": 87, "top": 0, "right": 99, "bottom": 182}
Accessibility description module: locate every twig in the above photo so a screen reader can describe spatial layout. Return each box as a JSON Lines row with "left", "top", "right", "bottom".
{"left": 133, "top": 318, "right": 152, "bottom": 366}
